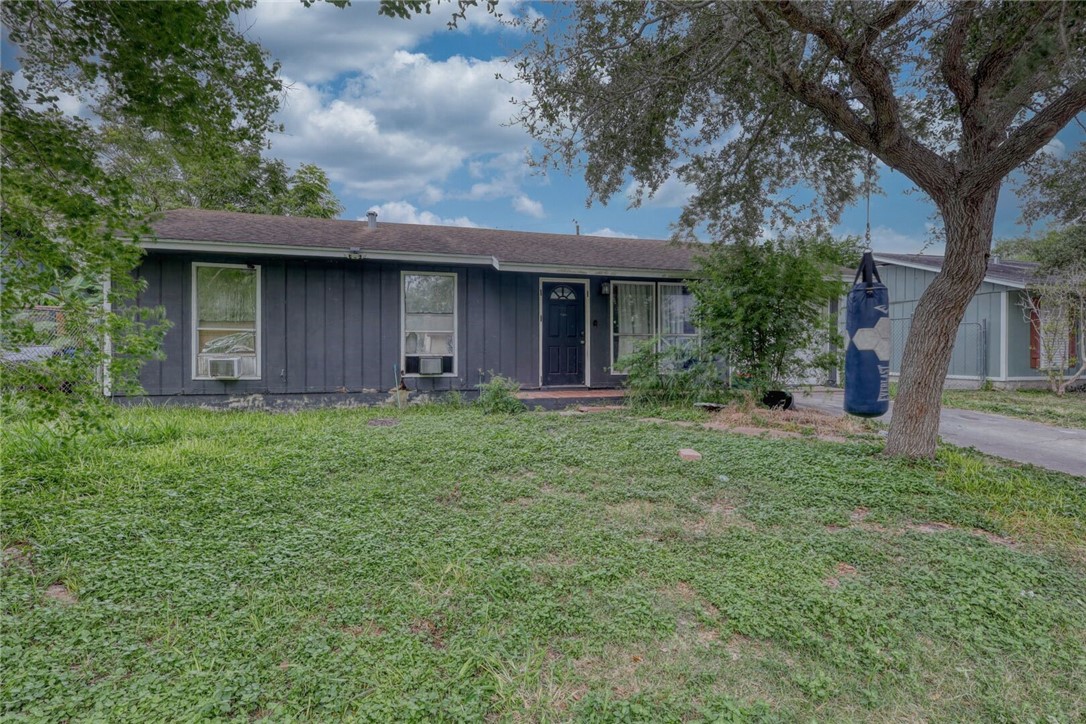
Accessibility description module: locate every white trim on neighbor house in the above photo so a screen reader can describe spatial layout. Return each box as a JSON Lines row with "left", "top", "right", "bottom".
{"left": 401, "top": 270, "right": 459, "bottom": 379}
{"left": 873, "top": 254, "right": 1028, "bottom": 289}
{"left": 145, "top": 238, "right": 692, "bottom": 280}
{"left": 538, "top": 277, "right": 591, "bottom": 388}
{"left": 191, "top": 262, "right": 262, "bottom": 381}
{"left": 999, "top": 290, "right": 1010, "bottom": 380}
{"left": 609, "top": 280, "right": 657, "bottom": 376}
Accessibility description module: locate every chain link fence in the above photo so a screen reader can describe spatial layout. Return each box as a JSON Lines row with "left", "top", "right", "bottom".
{"left": 1, "top": 306, "right": 101, "bottom": 395}
{"left": 890, "top": 317, "right": 988, "bottom": 379}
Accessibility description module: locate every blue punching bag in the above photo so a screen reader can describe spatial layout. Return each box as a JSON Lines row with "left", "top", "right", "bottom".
{"left": 844, "top": 252, "right": 890, "bottom": 417}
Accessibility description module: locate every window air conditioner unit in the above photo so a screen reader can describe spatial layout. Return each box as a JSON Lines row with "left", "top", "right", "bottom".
{"left": 208, "top": 357, "right": 241, "bottom": 380}
{"left": 418, "top": 356, "right": 443, "bottom": 375}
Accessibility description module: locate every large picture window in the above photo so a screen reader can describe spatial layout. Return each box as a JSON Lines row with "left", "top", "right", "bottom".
{"left": 611, "top": 282, "right": 655, "bottom": 373}
{"left": 192, "top": 263, "right": 260, "bottom": 379}
{"left": 403, "top": 272, "right": 457, "bottom": 375}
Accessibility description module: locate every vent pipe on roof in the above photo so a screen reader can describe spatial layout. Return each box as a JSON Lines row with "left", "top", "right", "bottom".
{"left": 367, "top": 210, "right": 377, "bottom": 229}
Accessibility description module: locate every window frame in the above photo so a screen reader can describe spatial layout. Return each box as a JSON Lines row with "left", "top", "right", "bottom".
{"left": 609, "top": 280, "right": 657, "bottom": 375}
{"left": 191, "top": 262, "right": 262, "bottom": 381}
{"left": 401, "top": 270, "right": 458, "bottom": 378}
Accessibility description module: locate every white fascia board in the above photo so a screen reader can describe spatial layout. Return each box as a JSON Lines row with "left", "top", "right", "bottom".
{"left": 873, "top": 255, "right": 1026, "bottom": 289}
{"left": 497, "top": 261, "right": 691, "bottom": 279}
{"left": 144, "top": 238, "right": 695, "bottom": 279}
{"left": 145, "top": 238, "right": 496, "bottom": 267}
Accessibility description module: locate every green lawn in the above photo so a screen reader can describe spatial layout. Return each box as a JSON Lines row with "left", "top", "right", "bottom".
{"left": 3, "top": 407, "right": 1085, "bottom": 721}
{"left": 942, "top": 387, "right": 1086, "bottom": 429}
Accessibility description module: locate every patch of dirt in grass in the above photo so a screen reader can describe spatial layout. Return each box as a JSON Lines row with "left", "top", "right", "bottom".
{"left": 637, "top": 405, "right": 873, "bottom": 443}
{"left": 906, "top": 522, "right": 1017, "bottom": 548}
{"left": 724, "top": 633, "right": 794, "bottom": 665}
{"left": 2, "top": 543, "right": 32, "bottom": 569}
{"left": 44, "top": 582, "right": 77, "bottom": 605}
{"left": 704, "top": 406, "right": 874, "bottom": 443}
{"left": 435, "top": 483, "right": 462, "bottom": 505}
{"left": 824, "top": 562, "right": 859, "bottom": 589}
{"left": 410, "top": 617, "right": 446, "bottom": 649}
{"left": 606, "top": 499, "right": 673, "bottom": 521}
{"left": 826, "top": 514, "right": 1017, "bottom": 548}
{"left": 659, "top": 581, "right": 721, "bottom": 619}
{"left": 341, "top": 622, "right": 385, "bottom": 638}
{"left": 683, "top": 497, "right": 755, "bottom": 536}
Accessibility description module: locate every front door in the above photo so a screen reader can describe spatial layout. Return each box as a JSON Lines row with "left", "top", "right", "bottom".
{"left": 542, "top": 282, "right": 585, "bottom": 386}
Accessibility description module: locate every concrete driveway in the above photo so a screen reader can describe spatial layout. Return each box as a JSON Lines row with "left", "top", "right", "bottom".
{"left": 795, "top": 389, "right": 1086, "bottom": 477}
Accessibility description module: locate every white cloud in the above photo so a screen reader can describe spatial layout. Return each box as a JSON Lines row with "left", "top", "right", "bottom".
{"left": 366, "top": 201, "right": 480, "bottom": 228}
{"left": 624, "top": 175, "right": 696, "bottom": 208}
{"left": 868, "top": 225, "right": 931, "bottom": 253}
{"left": 238, "top": 1, "right": 513, "bottom": 85}
{"left": 269, "top": 50, "right": 533, "bottom": 200}
{"left": 511, "top": 194, "right": 544, "bottom": 218}
{"left": 1040, "top": 138, "right": 1066, "bottom": 159}
{"left": 587, "top": 227, "right": 639, "bottom": 239}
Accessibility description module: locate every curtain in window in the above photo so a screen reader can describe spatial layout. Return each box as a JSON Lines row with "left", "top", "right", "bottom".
{"left": 659, "top": 285, "right": 695, "bottom": 336}
{"left": 613, "top": 283, "right": 655, "bottom": 367}
{"left": 195, "top": 265, "right": 259, "bottom": 378}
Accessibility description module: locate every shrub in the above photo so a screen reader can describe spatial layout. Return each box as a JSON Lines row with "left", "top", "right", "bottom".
{"left": 475, "top": 373, "right": 526, "bottom": 414}
{"left": 617, "top": 340, "right": 728, "bottom": 408}
{"left": 691, "top": 234, "right": 854, "bottom": 394}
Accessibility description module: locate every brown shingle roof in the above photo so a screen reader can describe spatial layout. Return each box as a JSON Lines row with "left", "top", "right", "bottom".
{"left": 148, "top": 209, "right": 701, "bottom": 273}
{"left": 875, "top": 252, "right": 1036, "bottom": 287}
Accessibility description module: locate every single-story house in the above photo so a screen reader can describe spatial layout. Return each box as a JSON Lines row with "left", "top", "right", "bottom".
{"left": 128, "top": 208, "right": 702, "bottom": 405}
{"left": 875, "top": 253, "right": 1062, "bottom": 389}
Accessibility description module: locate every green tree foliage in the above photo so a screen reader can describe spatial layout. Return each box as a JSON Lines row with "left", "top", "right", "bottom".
{"left": 97, "top": 116, "right": 344, "bottom": 218}
{"left": 1, "top": 0, "right": 283, "bottom": 428}
{"left": 692, "top": 237, "right": 855, "bottom": 394}
{"left": 996, "top": 225, "right": 1086, "bottom": 274}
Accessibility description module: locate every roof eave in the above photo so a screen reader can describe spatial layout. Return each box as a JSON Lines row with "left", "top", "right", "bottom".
{"left": 143, "top": 238, "right": 694, "bottom": 279}
{"left": 873, "top": 254, "right": 1028, "bottom": 289}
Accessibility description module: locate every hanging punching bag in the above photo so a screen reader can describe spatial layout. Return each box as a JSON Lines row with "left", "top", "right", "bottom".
{"left": 844, "top": 252, "right": 890, "bottom": 417}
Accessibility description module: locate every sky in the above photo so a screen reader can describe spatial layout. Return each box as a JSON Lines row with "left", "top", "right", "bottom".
{"left": 6, "top": 1, "right": 1083, "bottom": 252}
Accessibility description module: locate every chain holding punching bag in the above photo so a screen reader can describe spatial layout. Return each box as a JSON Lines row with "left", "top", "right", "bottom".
{"left": 844, "top": 252, "right": 890, "bottom": 417}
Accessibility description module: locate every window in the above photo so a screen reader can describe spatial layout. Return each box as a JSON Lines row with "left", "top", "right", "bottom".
{"left": 193, "top": 263, "right": 260, "bottom": 379}
{"left": 658, "top": 283, "right": 699, "bottom": 360}
{"left": 549, "top": 285, "right": 577, "bottom": 300}
{"left": 611, "top": 282, "right": 655, "bottom": 373}
{"left": 403, "top": 272, "right": 457, "bottom": 375}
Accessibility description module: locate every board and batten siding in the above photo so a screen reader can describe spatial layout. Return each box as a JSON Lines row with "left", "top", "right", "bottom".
{"left": 879, "top": 264, "right": 1004, "bottom": 379}
{"left": 131, "top": 252, "right": 659, "bottom": 398}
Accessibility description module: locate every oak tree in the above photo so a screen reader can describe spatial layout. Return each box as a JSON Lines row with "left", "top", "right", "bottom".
{"left": 386, "top": 0, "right": 1085, "bottom": 457}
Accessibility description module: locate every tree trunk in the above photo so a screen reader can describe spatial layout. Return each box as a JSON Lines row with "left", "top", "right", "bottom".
{"left": 884, "top": 188, "right": 1000, "bottom": 458}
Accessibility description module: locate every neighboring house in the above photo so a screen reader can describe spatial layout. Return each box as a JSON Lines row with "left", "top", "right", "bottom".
{"left": 875, "top": 253, "right": 1058, "bottom": 388}
{"left": 128, "top": 208, "right": 701, "bottom": 404}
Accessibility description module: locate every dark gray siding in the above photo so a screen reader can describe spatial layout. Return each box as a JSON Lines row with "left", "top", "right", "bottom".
{"left": 136, "top": 253, "right": 677, "bottom": 397}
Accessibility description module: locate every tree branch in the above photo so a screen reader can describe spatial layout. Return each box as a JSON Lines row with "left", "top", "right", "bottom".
{"left": 940, "top": 2, "right": 976, "bottom": 115}
{"left": 865, "top": 0, "right": 920, "bottom": 45}
{"left": 963, "top": 79, "right": 1086, "bottom": 195}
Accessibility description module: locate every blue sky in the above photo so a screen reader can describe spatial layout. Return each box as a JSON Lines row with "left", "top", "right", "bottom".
{"left": 8, "top": 1, "right": 1081, "bottom": 251}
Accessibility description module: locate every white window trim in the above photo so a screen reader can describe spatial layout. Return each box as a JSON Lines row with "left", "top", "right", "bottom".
{"left": 537, "top": 277, "right": 591, "bottom": 388}
{"left": 609, "top": 280, "right": 657, "bottom": 375}
{"left": 191, "top": 262, "right": 262, "bottom": 381}
{"left": 401, "top": 270, "right": 458, "bottom": 378}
